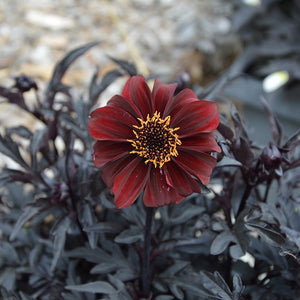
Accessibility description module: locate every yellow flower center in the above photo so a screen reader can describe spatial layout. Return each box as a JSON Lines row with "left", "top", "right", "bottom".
{"left": 128, "top": 111, "right": 181, "bottom": 168}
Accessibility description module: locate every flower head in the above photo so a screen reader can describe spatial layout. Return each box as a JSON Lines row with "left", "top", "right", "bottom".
{"left": 88, "top": 75, "right": 221, "bottom": 208}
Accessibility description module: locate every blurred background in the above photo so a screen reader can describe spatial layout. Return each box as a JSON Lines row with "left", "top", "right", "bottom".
{"left": 0, "top": 0, "right": 299, "bottom": 144}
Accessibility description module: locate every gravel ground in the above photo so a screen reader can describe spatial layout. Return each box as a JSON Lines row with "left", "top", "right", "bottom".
{"left": 0, "top": 0, "right": 240, "bottom": 129}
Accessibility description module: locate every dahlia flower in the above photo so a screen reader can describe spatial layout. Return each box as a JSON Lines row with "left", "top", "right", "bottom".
{"left": 88, "top": 75, "right": 220, "bottom": 208}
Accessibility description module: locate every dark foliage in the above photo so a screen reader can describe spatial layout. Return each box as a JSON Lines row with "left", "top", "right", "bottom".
{"left": 0, "top": 3, "right": 300, "bottom": 299}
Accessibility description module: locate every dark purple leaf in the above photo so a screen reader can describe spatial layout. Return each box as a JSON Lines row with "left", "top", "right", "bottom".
{"left": 89, "top": 69, "right": 123, "bottom": 107}
{"left": 216, "top": 157, "right": 242, "bottom": 168}
{"left": 108, "top": 56, "right": 137, "bottom": 76}
{"left": 245, "top": 223, "right": 285, "bottom": 247}
{"left": 232, "top": 137, "right": 254, "bottom": 167}
{"left": 217, "top": 122, "right": 234, "bottom": 142}
{"left": 261, "top": 96, "right": 282, "bottom": 145}
{"left": 65, "top": 281, "right": 116, "bottom": 294}
{"left": 210, "top": 231, "right": 234, "bottom": 255}
{"left": 46, "top": 41, "right": 101, "bottom": 108}
{"left": 230, "top": 103, "right": 248, "bottom": 140}
{"left": 78, "top": 202, "right": 98, "bottom": 249}
{"left": 30, "top": 128, "right": 49, "bottom": 170}
{"left": 0, "top": 168, "right": 35, "bottom": 187}
{"left": 9, "top": 204, "right": 47, "bottom": 241}
{"left": 51, "top": 216, "right": 71, "bottom": 272}
{"left": 83, "top": 222, "right": 122, "bottom": 234}
{"left": 6, "top": 126, "right": 33, "bottom": 139}
{"left": 0, "top": 86, "right": 28, "bottom": 110}
{"left": 0, "top": 134, "right": 29, "bottom": 169}
{"left": 114, "top": 225, "right": 143, "bottom": 244}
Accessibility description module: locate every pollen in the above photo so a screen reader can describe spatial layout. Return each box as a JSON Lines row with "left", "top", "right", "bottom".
{"left": 128, "top": 111, "right": 181, "bottom": 168}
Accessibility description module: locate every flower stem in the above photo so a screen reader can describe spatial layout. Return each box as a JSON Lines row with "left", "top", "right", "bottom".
{"left": 141, "top": 206, "right": 154, "bottom": 297}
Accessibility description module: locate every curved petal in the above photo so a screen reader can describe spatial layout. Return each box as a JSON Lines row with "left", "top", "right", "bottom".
{"left": 112, "top": 157, "right": 150, "bottom": 208}
{"left": 121, "top": 76, "right": 131, "bottom": 99}
{"left": 173, "top": 149, "right": 217, "bottom": 185}
{"left": 164, "top": 162, "right": 201, "bottom": 196}
{"left": 163, "top": 88, "right": 198, "bottom": 118}
{"left": 179, "top": 133, "right": 221, "bottom": 153}
{"left": 88, "top": 106, "right": 138, "bottom": 141}
{"left": 128, "top": 75, "right": 153, "bottom": 118}
{"left": 107, "top": 95, "right": 143, "bottom": 119}
{"left": 143, "top": 166, "right": 184, "bottom": 207}
{"left": 93, "top": 140, "right": 132, "bottom": 168}
{"left": 101, "top": 155, "right": 133, "bottom": 189}
{"left": 170, "top": 100, "right": 219, "bottom": 137}
{"left": 152, "top": 79, "right": 177, "bottom": 115}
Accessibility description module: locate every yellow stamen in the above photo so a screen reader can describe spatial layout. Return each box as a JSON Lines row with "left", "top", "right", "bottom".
{"left": 128, "top": 111, "right": 181, "bottom": 168}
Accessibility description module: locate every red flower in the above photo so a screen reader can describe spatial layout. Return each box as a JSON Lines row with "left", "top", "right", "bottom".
{"left": 88, "top": 75, "right": 221, "bottom": 208}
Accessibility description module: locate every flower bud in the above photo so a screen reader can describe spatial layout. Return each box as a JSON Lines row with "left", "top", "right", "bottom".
{"left": 13, "top": 75, "right": 38, "bottom": 93}
{"left": 260, "top": 144, "right": 282, "bottom": 172}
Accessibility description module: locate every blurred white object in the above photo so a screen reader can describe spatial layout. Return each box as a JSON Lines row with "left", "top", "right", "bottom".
{"left": 263, "top": 71, "right": 289, "bottom": 93}
{"left": 243, "top": 0, "right": 261, "bottom": 6}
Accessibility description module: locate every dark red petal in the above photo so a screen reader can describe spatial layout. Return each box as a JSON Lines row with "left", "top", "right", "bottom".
{"left": 163, "top": 88, "right": 198, "bottom": 118}
{"left": 101, "top": 155, "right": 133, "bottom": 189}
{"left": 170, "top": 100, "right": 219, "bottom": 137}
{"left": 143, "top": 166, "right": 184, "bottom": 207}
{"left": 173, "top": 149, "right": 217, "bottom": 185}
{"left": 128, "top": 75, "right": 153, "bottom": 118}
{"left": 112, "top": 157, "right": 150, "bottom": 208}
{"left": 121, "top": 76, "right": 131, "bottom": 99}
{"left": 152, "top": 79, "right": 177, "bottom": 115}
{"left": 179, "top": 132, "right": 221, "bottom": 153}
{"left": 107, "top": 95, "right": 143, "bottom": 119}
{"left": 93, "top": 140, "right": 132, "bottom": 168}
{"left": 164, "top": 162, "right": 201, "bottom": 196}
{"left": 88, "top": 106, "right": 137, "bottom": 141}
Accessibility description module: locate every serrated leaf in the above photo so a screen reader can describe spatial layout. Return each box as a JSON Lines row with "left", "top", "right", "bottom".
{"left": 210, "top": 231, "right": 234, "bottom": 255}
{"left": 246, "top": 223, "right": 285, "bottom": 247}
{"left": 0, "top": 267, "right": 16, "bottom": 291}
{"left": 90, "top": 262, "right": 117, "bottom": 274}
{"left": 200, "top": 271, "right": 232, "bottom": 300}
{"left": 29, "top": 244, "right": 43, "bottom": 268}
{"left": 0, "top": 242, "right": 20, "bottom": 264}
{"left": 170, "top": 283, "right": 184, "bottom": 299}
{"left": 0, "top": 168, "right": 34, "bottom": 187}
{"left": 66, "top": 281, "right": 116, "bottom": 294}
{"left": 65, "top": 247, "right": 104, "bottom": 263}
{"left": 79, "top": 202, "right": 98, "bottom": 249}
{"left": 19, "top": 292, "right": 34, "bottom": 300}
{"left": 0, "top": 134, "right": 29, "bottom": 169}
{"left": 9, "top": 204, "right": 44, "bottom": 241}
{"left": 171, "top": 205, "right": 205, "bottom": 225}
{"left": 161, "top": 261, "right": 189, "bottom": 277}
{"left": 281, "top": 226, "right": 300, "bottom": 248}
{"left": 51, "top": 216, "right": 72, "bottom": 272}
{"left": 114, "top": 226, "right": 143, "bottom": 244}
{"left": 84, "top": 222, "right": 122, "bottom": 234}
{"left": 232, "top": 274, "right": 244, "bottom": 299}
{"left": 216, "top": 156, "right": 242, "bottom": 167}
